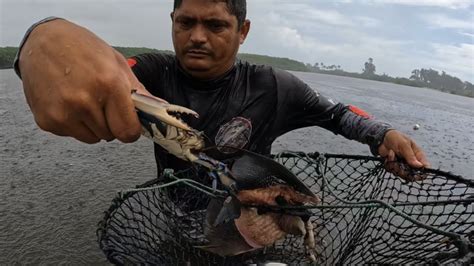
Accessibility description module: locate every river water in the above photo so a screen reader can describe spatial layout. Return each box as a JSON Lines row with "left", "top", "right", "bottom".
{"left": 1, "top": 69, "right": 472, "bottom": 264}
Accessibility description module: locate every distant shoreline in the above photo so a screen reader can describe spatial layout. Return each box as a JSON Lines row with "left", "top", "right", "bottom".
{"left": 1, "top": 46, "right": 472, "bottom": 98}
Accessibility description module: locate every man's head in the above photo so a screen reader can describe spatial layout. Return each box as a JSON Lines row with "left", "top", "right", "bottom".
{"left": 173, "top": 0, "right": 247, "bottom": 29}
{"left": 171, "top": 0, "right": 250, "bottom": 79}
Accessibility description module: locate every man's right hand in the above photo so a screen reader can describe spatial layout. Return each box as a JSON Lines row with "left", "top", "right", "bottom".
{"left": 18, "top": 19, "right": 148, "bottom": 144}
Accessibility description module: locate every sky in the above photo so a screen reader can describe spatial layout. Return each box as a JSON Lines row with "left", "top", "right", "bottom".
{"left": 1, "top": 0, "right": 473, "bottom": 82}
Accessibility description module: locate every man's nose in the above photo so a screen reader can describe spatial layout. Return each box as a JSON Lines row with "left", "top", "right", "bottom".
{"left": 190, "top": 24, "right": 207, "bottom": 44}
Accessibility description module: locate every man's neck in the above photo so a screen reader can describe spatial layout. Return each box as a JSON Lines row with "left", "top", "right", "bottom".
{"left": 178, "top": 60, "right": 237, "bottom": 82}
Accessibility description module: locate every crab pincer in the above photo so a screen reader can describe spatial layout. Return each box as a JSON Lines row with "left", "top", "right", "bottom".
{"left": 131, "top": 91, "right": 205, "bottom": 162}
{"left": 131, "top": 92, "right": 198, "bottom": 131}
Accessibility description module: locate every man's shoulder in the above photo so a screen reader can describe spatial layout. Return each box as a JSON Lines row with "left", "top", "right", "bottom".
{"left": 236, "top": 61, "right": 277, "bottom": 91}
{"left": 237, "top": 60, "right": 302, "bottom": 86}
{"left": 237, "top": 59, "right": 274, "bottom": 74}
{"left": 238, "top": 60, "right": 299, "bottom": 79}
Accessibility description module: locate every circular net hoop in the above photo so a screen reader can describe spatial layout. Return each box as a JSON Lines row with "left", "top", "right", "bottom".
{"left": 97, "top": 152, "right": 474, "bottom": 265}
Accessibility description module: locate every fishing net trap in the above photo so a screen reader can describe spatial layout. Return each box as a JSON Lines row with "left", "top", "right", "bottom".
{"left": 97, "top": 152, "right": 474, "bottom": 265}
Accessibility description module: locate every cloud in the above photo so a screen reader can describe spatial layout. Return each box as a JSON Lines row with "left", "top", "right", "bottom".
{"left": 264, "top": 3, "right": 382, "bottom": 29}
{"left": 354, "top": 16, "right": 380, "bottom": 27}
{"left": 256, "top": 3, "right": 353, "bottom": 27}
{"left": 243, "top": 1, "right": 473, "bottom": 82}
{"left": 2, "top": 0, "right": 472, "bottom": 82}
{"left": 0, "top": 0, "right": 175, "bottom": 48}
{"left": 245, "top": 12, "right": 318, "bottom": 54}
{"left": 425, "top": 43, "right": 474, "bottom": 81}
{"left": 295, "top": 8, "right": 354, "bottom": 27}
{"left": 421, "top": 13, "right": 474, "bottom": 30}
{"left": 367, "top": 0, "right": 472, "bottom": 9}
{"left": 245, "top": 6, "right": 474, "bottom": 82}
{"left": 460, "top": 32, "right": 474, "bottom": 38}
{"left": 246, "top": 10, "right": 410, "bottom": 72}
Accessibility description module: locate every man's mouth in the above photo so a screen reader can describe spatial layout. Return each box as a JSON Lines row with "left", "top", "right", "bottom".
{"left": 186, "top": 49, "right": 210, "bottom": 57}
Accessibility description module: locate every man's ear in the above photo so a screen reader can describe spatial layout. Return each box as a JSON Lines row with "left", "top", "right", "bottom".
{"left": 170, "top": 12, "right": 174, "bottom": 21}
{"left": 239, "top": 19, "right": 251, "bottom": 44}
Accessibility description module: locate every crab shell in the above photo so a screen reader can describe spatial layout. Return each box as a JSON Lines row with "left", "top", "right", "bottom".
{"left": 235, "top": 185, "right": 319, "bottom": 248}
{"left": 202, "top": 185, "right": 319, "bottom": 257}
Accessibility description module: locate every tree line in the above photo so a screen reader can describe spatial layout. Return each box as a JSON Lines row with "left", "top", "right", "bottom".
{"left": 306, "top": 58, "right": 473, "bottom": 98}
{"left": 0, "top": 46, "right": 169, "bottom": 69}
{"left": 1, "top": 47, "right": 472, "bottom": 98}
{"left": 0, "top": 46, "right": 307, "bottom": 71}
{"left": 0, "top": 47, "right": 17, "bottom": 69}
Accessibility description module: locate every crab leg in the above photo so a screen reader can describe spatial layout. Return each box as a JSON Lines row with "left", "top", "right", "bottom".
{"left": 304, "top": 220, "right": 316, "bottom": 263}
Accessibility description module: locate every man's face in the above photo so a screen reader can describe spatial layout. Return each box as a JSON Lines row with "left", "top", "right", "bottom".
{"left": 171, "top": 0, "right": 250, "bottom": 79}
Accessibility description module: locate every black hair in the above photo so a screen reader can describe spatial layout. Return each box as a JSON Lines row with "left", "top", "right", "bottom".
{"left": 173, "top": 0, "right": 247, "bottom": 28}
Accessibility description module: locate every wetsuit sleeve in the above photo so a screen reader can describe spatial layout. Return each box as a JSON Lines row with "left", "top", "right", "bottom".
{"left": 274, "top": 69, "right": 393, "bottom": 155}
{"left": 13, "top": 17, "right": 64, "bottom": 79}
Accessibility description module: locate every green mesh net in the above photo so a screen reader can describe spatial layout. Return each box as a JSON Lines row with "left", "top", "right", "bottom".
{"left": 97, "top": 152, "right": 474, "bottom": 265}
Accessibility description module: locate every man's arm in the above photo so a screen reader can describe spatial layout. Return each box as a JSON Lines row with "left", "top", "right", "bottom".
{"left": 16, "top": 18, "right": 151, "bottom": 143}
{"left": 274, "top": 69, "right": 429, "bottom": 171}
{"left": 339, "top": 105, "right": 429, "bottom": 170}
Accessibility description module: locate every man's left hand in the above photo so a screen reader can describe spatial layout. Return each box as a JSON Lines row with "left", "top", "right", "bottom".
{"left": 378, "top": 130, "right": 430, "bottom": 181}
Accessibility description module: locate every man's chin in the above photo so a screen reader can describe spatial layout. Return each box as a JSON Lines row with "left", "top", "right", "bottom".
{"left": 182, "top": 59, "right": 211, "bottom": 73}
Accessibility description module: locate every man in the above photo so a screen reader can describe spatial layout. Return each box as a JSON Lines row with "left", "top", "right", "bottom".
{"left": 15, "top": 0, "right": 429, "bottom": 177}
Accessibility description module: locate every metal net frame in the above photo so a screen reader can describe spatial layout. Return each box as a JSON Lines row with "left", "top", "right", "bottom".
{"left": 97, "top": 152, "right": 474, "bottom": 265}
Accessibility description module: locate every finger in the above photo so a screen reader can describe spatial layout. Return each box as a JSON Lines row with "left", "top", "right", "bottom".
{"left": 384, "top": 147, "right": 427, "bottom": 182}
{"left": 382, "top": 149, "right": 394, "bottom": 170}
{"left": 388, "top": 149, "right": 396, "bottom": 162}
{"left": 384, "top": 150, "right": 396, "bottom": 170}
{"left": 399, "top": 141, "right": 423, "bottom": 168}
{"left": 81, "top": 105, "right": 115, "bottom": 142}
{"left": 412, "top": 142, "right": 431, "bottom": 168}
{"left": 378, "top": 144, "right": 389, "bottom": 157}
{"left": 67, "top": 122, "right": 101, "bottom": 144}
{"left": 104, "top": 82, "right": 142, "bottom": 143}
{"left": 384, "top": 162, "right": 420, "bottom": 182}
{"left": 384, "top": 161, "right": 405, "bottom": 179}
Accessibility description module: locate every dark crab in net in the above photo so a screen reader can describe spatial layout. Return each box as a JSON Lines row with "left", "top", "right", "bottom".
{"left": 198, "top": 150, "right": 321, "bottom": 262}
{"left": 132, "top": 92, "right": 322, "bottom": 262}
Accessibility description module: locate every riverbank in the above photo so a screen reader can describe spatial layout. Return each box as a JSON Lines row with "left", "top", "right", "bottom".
{"left": 1, "top": 46, "right": 472, "bottom": 98}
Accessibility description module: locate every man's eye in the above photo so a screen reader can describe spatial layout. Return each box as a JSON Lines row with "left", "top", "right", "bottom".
{"left": 179, "top": 20, "right": 193, "bottom": 29}
{"left": 208, "top": 23, "right": 225, "bottom": 32}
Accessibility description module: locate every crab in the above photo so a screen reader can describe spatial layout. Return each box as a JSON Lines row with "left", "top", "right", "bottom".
{"left": 131, "top": 92, "right": 205, "bottom": 162}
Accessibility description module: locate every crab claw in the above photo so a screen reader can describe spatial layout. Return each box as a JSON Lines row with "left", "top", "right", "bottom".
{"left": 131, "top": 92, "right": 198, "bottom": 131}
{"left": 131, "top": 91, "right": 205, "bottom": 162}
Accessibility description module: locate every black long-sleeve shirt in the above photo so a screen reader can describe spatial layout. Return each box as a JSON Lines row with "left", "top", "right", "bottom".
{"left": 129, "top": 53, "right": 392, "bottom": 172}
